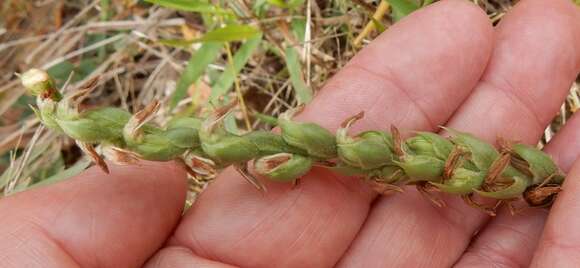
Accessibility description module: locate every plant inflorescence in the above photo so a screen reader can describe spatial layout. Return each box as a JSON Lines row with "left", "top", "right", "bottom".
{"left": 21, "top": 69, "right": 565, "bottom": 215}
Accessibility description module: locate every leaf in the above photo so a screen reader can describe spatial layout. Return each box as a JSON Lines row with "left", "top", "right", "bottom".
{"left": 169, "top": 42, "right": 223, "bottom": 109}
{"left": 145, "top": 0, "right": 230, "bottom": 14}
{"left": 254, "top": 112, "right": 279, "bottom": 126}
{"left": 158, "top": 39, "right": 197, "bottom": 48}
{"left": 161, "top": 25, "right": 261, "bottom": 47}
{"left": 209, "top": 34, "right": 262, "bottom": 102}
{"left": 371, "top": 18, "right": 386, "bottom": 33}
{"left": 284, "top": 47, "right": 312, "bottom": 104}
{"left": 422, "top": 0, "right": 434, "bottom": 6}
{"left": 22, "top": 159, "right": 92, "bottom": 192}
{"left": 291, "top": 18, "right": 306, "bottom": 42}
{"left": 267, "top": 0, "right": 305, "bottom": 9}
{"left": 388, "top": 0, "right": 419, "bottom": 21}
{"left": 199, "top": 25, "right": 261, "bottom": 43}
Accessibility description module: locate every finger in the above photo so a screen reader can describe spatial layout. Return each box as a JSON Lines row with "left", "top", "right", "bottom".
{"left": 456, "top": 112, "right": 580, "bottom": 267}
{"left": 531, "top": 157, "right": 580, "bottom": 266}
{"left": 338, "top": 0, "right": 580, "bottom": 267}
{"left": 145, "top": 247, "right": 236, "bottom": 268}
{"left": 0, "top": 161, "right": 187, "bottom": 267}
{"left": 530, "top": 117, "right": 580, "bottom": 266}
{"left": 165, "top": 1, "right": 494, "bottom": 267}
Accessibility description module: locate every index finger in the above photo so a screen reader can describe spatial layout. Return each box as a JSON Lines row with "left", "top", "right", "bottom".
{"left": 166, "top": 1, "right": 494, "bottom": 267}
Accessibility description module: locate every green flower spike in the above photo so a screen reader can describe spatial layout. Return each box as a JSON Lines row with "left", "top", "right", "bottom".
{"left": 278, "top": 106, "right": 337, "bottom": 159}
{"left": 255, "top": 153, "right": 313, "bottom": 182}
{"left": 22, "top": 69, "right": 569, "bottom": 214}
{"left": 336, "top": 112, "right": 394, "bottom": 170}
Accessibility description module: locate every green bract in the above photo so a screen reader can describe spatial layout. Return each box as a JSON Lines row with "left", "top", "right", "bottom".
{"left": 278, "top": 110, "right": 337, "bottom": 159}
{"left": 337, "top": 130, "right": 394, "bottom": 170}
{"left": 255, "top": 153, "right": 313, "bottom": 181}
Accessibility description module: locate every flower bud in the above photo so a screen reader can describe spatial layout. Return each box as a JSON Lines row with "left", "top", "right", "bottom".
{"left": 244, "top": 131, "right": 306, "bottom": 156}
{"left": 511, "top": 143, "right": 564, "bottom": 185}
{"left": 405, "top": 132, "right": 452, "bottom": 160}
{"left": 57, "top": 107, "right": 130, "bottom": 144}
{"left": 278, "top": 110, "right": 336, "bottom": 159}
{"left": 445, "top": 127, "right": 498, "bottom": 170}
{"left": 474, "top": 175, "right": 530, "bottom": 199}
{"left": 337, "top": 129, "right": 394, "bottom": 170}
{"left": 395, "top": 154, "right": 445, "bottom": 182}
{"left": 166, "top": 117, "right": 203, "bottom": 149}
{"left": 167, "top": 117, "right": 202, "bottom": 130}
{"left": 372, "top": 165, "right": 406, "bottom": 184}
{"left": 255, "top": 153, "right": 313, "bottom": 182}
{"left": 431, "top": 168, "right": 484, "bottom": 194}
{"left": 20, "top": 69, "right": 62, "bottom": 101}
{"left": 199, "top": 113, "right": 259, "bottom": 166}
{"left": 128, "top": 131, "right": 189, "bottom": 161}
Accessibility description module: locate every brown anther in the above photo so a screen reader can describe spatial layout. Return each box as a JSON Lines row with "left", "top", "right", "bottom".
{"left": 68, "top": 77, "right": 100, "bottom": 102}
{"left": 41, "top": 89, "right": 60, "bottom": 101}
{"left": 77, "top": 142, "right": 109, "bottom": 174}
{"left": 537, "top": 173, "right": 557, "bottom": 188}
{"left": 103, "top": 146, "right": 141, "bottom": 165}
{"left": 264, "top": 154, "right": 291, "bottom": 170}
{"left": 371, "top": 181, "right": 404, "bottom": 195}
{"left": 390, "top": 125, "right": 404, "bottom": 158}
{"left": 175, "top": 158, "right": 201, "bottom": 179}
{"left": 188, "top": 155, "right": 217, "bottom": 176}
{"left": 497, "top": 137, "right": 515, "bottom": 153}
{"left": 134, "top": 101, "right": 161, "bottom": 125}
{"left": 125, "top": 100, "right": 161, "bottom": 139}
{"left": 235, "top": 163, "right": 267, "bottom": 193}
{"left": 417, "top": 182, "right": 446, "bottom": 208}
{"left": 443, "top": 147, "right": 465, "bottom": 181}
{"left": 523, "top": 185, "right": 562, "bottom": 207}
{"left": 461, "top": 193, "right": 501, "bottom": 216}
{"left": 387, "top": 168, "right": 405, "bottom": 183}
{"left": 505, "top": 199, "right": 527, "bottom": 216}
{"left": 509, "top": 154, "right": 534, "bottom": 178}
{"left": 485, "top": 152, "right": 511, "bottom": 185}
{"left": 340, "top": 111, "right": 365, "bottom": 128}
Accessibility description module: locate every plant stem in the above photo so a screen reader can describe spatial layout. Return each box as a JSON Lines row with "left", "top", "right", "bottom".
{"left": 353, "top": 0, "right": 390, "bottom": 47}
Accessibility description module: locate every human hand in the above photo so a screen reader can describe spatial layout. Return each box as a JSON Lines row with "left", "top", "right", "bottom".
{"left": 0, "top": 0, "right": 579, "bottom": 267}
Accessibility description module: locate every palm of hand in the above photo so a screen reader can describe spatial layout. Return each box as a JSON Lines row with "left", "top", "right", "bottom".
{"left": 1, "top": 0, "right": 579, "bottom": 267}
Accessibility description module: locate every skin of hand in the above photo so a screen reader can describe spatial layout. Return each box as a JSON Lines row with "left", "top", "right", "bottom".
{"left": 0, "top": 0, "right": 579, "bottom": 267}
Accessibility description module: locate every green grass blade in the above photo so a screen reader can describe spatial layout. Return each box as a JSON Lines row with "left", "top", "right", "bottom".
{"left": 371, "top": 18, "right": 387, "bottom": 33}
{"left": 267, "top": 0, "right": 305, "bottom": 9}
{"left": 388, "top": 0, "right": 419, "bottom": 21}
{"left": 145, "top": 0, "right": 230, "bottom": 14}
{"left": 199, "top": 25, "right": 261, "bottom": 42}
{"left": 161, "top": 25, "right": 261, "bottom": 47}
{"left": 170, "top": 42, "right": 223, "bottom": 109}
{"left": 284, "top": 47, "right": 312, "bottom": 104}
{"left": 209, "top": 34, "right": 262, "bottom": 102}
{"left": 18, "top": 159, "right": 92, "bottom": 192}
